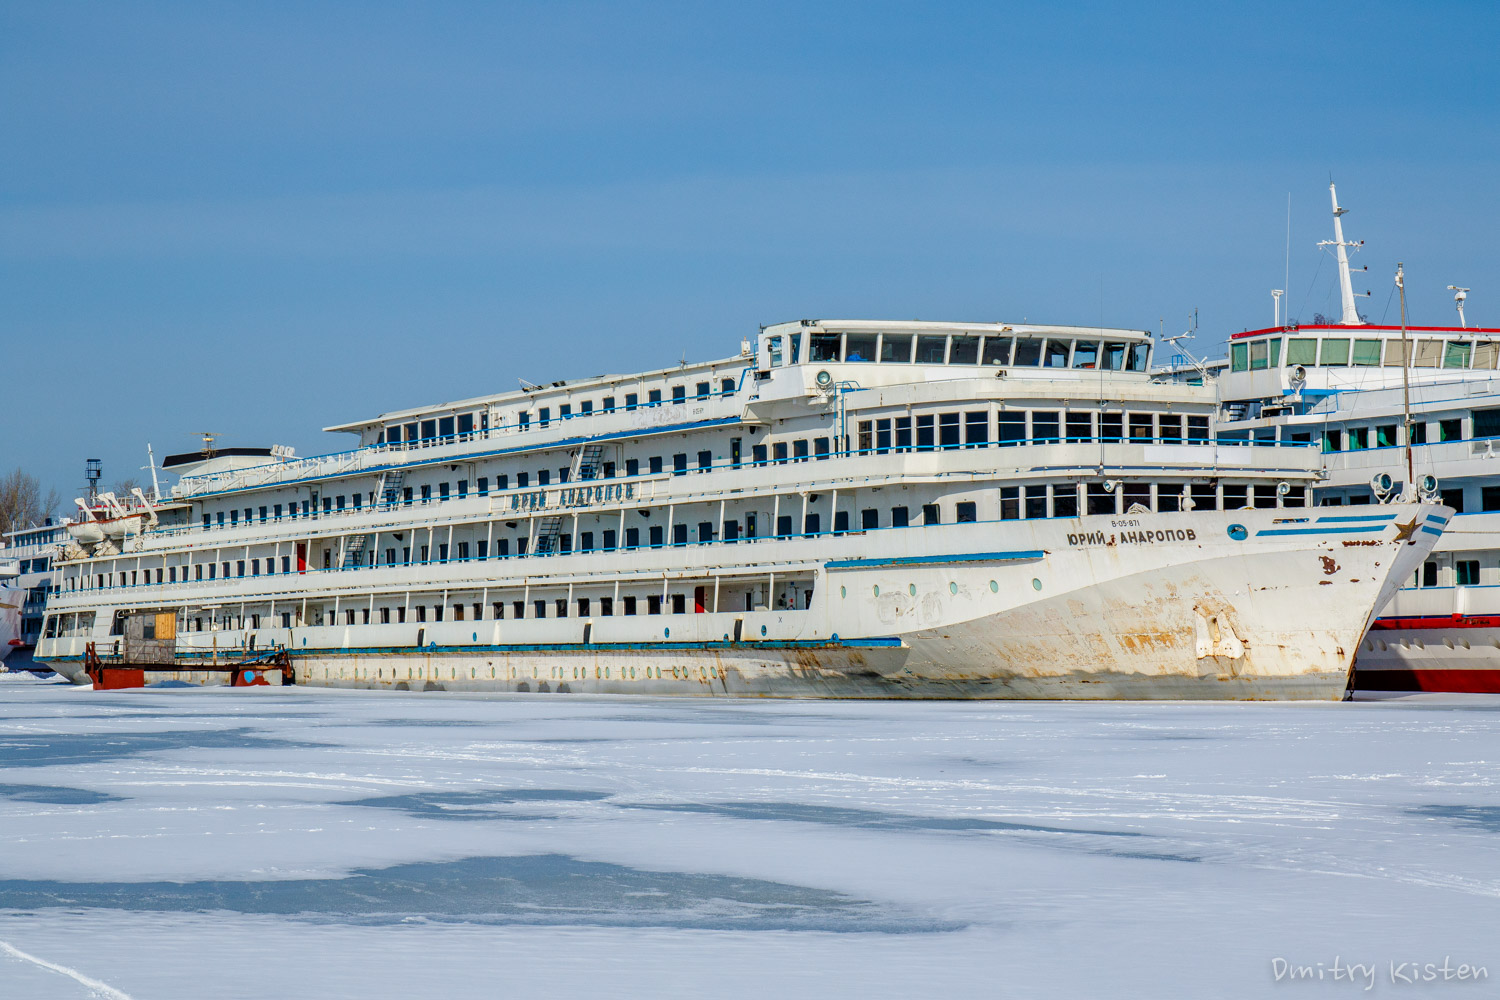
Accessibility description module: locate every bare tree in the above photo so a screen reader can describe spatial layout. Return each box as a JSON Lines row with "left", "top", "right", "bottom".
{"left": 0, "top": 470, "right": 61, "bottom": 535}
{"left": 109, "top": 477, "right": 143, "bottom": 500}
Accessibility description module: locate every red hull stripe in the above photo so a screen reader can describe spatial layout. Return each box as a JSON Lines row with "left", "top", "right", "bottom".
{"left": 1371, "top": 615, "right": 1500, "bottom": 630}
{"left": 1354, "top": 668, "right": 1500, "bottom": 694}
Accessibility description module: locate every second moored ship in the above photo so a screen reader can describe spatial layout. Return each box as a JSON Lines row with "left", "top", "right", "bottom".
{"left": 37, "top": 319, "right": 1446, "bottom": 699}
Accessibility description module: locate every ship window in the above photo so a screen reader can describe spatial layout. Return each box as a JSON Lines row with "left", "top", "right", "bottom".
{"left": 419, "top": 485, "right": 431, "bottom": 503}
{"left": 948, "top": 336, "right": 979, "bottom": 364}
{"left": 880, "top": 334, "right": 913, "bottom": 363}
{"left": 600, "top": 396, "right": 615, "bottom": 412}
{"left": 1445, "top": 341, "right": 1472, "bottom": 369}
{"left": 1421, "top": 561, "right": 1438, "bottom": 587}
{"left": 1032, "top": 411, "right": 1060, "bottom": 444}
{"left": 251, "top": 560, "right": 260, "bottom": 576}
{"left": 792, "top": 440, "right": 808, "bottom": 462}
{"left": 439, "top": 416, "right": 455, "bottom": 438}
{"left": 1052, "top": 485, "right": 1078, "bottom": 518}
{"left": 1043, "top": 339, "right": 1070, "bottom": 367}
{"left": 1160, "top": 415, "right": 1184, "bottom": 443}
{"left": 1011, "top": 338, "right": 1041, "bottom": 366}
{"left": 803, "top": 513, "right": 820, "bottom": 536}
{"left": 1230, "top": 343, "right": 1248, "bottom": 372}
{"left": 673, "top": 454, "right": 687, "bottom": 476}
{"left": 625, "top": 393, "right": 638, "bottom": 410}
{"left": 623, "top": 596, "right": 637, "bottom": 615}
{"left": 1440, "top": 418, "right": 1463, "bottom": 442}
{"left": 1323, "top": 430, "right": 1342, "bottom": 452}
{"left": 1100, "top": 412, "right": 1123, "bottom": 441}
{"left": 956, "top": 501, "right": 977, "bottom": 523}
{"left": 1021, "top": 486, "right": 1046, "bottom": 518}
{"left": 1189, "top": 483, "right": 1217, "bottom": 510}
{"left": 1458, "top": 561, "right": 1480, "bottom": 586}
{"left": 891, "top": 506, "right": 909, "bottom": 527}
{"left": 1223, "top": 485, "right": 1248, "bottom": 508}
{"left": 1065, "top": 412, "right": 1093, "bottom": 442}
{"left": 1129, "top": 414, "right": 1153, "bottom": 442}
{"left": 1413, "top": 340, "right": 1441, "bottom": 367}
{"left": 894, "top": 416, "right": 912, "bottom": 451}
{"left": 1283, "top": 486, "right": 1306, "bottom": 506}
{"left": 230, "top": 510, "right": 239, "bottom": 525}
{"left": 814, "top": 437, "right": 831, "bottom": 460}
{"left": 1102, "top": 342, "right": 1127, "bottom": 370}
{"left": 672, "top": 385, "right": 686, "bottom": 404}
{"left": 1376, "top": 424, "right": 1398, "bottom": 447}
{"left": 1278, "top": 338, "right": 1313, "bottom": 367}
{"left": 1124, "top": 483, "right": 1151, "bottom": 511}
{"left": 998, "top": 412, "right": 1024, "bottom": 446}
{"left": 776, "top": 515, "right": 792, "bottom": 537}
{"left": 539, "top": 407, "right": 551, "bottom": 427}
{"left": 237, "top": 561, "right": 245, "bottom": 577}
{"left": 916, "top": 335, "right": 948, "bottom": 364}
{"left": 559, "top": 404, "right": 572, "bottom": 420}
{"left": 774, "top": 442, "right": 789, "bottom": 464}
{"left": 844, "top": 333, "right": 877, "bottom": 362}
{"left": 981, "top": 336, "right": 1012, "bottom": 366}
{"left": 810, "top": 333, "right": 841, "bottom": 362}
{"left": 1248, "top": 340, "right": 1268, "bottom": 370}
{"left": 1475, "top": 342, "right": 1500, "bottom": 369}
{"left": 1187, "top": 415, "right": 1210, "bottom": 442}
{"left": 1128, "top": 344, "right": 1150, "bottom": 371}
{"left": 911, "top": 414, "right": 933, "bottom": 451}
{"left": 534, "top": 600, "right": 547, "bottom": 619}
{"left": 694, "top": 381, "right": 710, "bottom": 399}
{"left": 404, "top": 422, "right": 419, "bottom": 443}
{"left": 537, "top": 469, "right": 550, "bottom": 486}
{"left": 1000, "top": 488, "right": 1020, "bottom": 520}
{"left": 1071, "top": 341, "right": 1099, "bottom": 369}
{"left": 1087, "top": 483, "right": 1117, "bottom": 515}
{"left": 1474, "top": 408, "right": 1500, "bottom": 439}
{"left": 922, "top": 503, "right": 941, "bottom": 525}
{"left": 457, "top": 541, "right": 470, "bottom": 560}
{"left": 421, "top": 419, "right": 437, "bottom": 440}
{"left": 939, "top": 413, "right": 961, "bottom": 449}
{"left": 459, "top": 413, "right": 475, "bottom": 435}
{"left": 750, "top": 444, "right": 767, "bottom": 465}
{"left": 720, "top": 379, "right": 735, "bottom": 395}
{"left": 1254, "top": 485, "right": 1279, "bottom": 508}
{"left": 861, "top": 508, "right": 878, "bottom": 530}
{"left": 648, "top": 389, "right": 662, "bottom": 406}
{"left": 1352, "top": 339, "right": 1382, "bottom": 366}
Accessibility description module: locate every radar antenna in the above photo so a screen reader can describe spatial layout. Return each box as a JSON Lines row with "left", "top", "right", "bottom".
{"left": 1447, "top": 285, "right": 1470, "bottom": 328}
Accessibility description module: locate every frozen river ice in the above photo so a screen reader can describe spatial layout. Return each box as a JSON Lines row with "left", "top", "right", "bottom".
{"left": 1, "top": 674, "right": 1498, "bottom": 998}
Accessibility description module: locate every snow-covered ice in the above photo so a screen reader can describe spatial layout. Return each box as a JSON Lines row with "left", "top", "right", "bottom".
{"left": 1, "top": 672, "right": 1498, "bottom": 998}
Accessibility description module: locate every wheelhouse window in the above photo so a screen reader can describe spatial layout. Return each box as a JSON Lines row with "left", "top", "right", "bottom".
{"left": 1352, "top": 339, "right": 1382, "bottom": 366}
{"left": 948, "top": 336, "right": 979, "bottom": 364}
{"left": 1445, "top": 341, "right": 1472, "bottom": 369}
{"left": 915, "top": 335, "right": 947, "bottom": 364}
{"left": 880, "top": 334, "right": 912, "bottom": 362}
{"left": 1013, "top": 338, "right": 1043, "bottom": 366}
{"left": 1248, "top": 340, "right": 1269, "bottom": 370}
{"left": 810, "top": 333, "right": 841, "bottom": 362}
{"left": 1043, "top": 339, "right": 1069, "bottom": 368}
{"left": 981, "top": 336, "right": 1012, "bottom": 366}
{"left": 1101, "top": 342, "right": 1127, "bottom": 370}
{"left": 1286, "top": 338, "right": 1316, "bottom": 366}
{"left": 1319, "top": 339, "right": 1349, "bottom": 366}
{"left": 1071, "top": 341, "right": 1099, "bottom": 369}
{"left": 844, "top": 333, "right": 877, "bottom": 362}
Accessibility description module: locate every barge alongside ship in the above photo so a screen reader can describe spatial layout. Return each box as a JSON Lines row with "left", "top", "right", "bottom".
{"left": 36, "top": 319, "right": 1446, "bottom": 699}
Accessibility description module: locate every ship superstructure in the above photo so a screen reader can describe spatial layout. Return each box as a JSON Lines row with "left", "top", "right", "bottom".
{"left": 37, "top": 318, "right": 1445, "bottom": 698}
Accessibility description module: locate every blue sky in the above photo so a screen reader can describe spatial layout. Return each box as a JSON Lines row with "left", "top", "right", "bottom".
{"left": 3, "top": 1, "right": 1497, "bottom": 504}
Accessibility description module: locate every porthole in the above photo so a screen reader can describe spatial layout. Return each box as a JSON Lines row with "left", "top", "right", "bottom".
{"left": 989, "top": 580, "right": 999, "bottom": 593}
{"left": 761, "top": 624, "right": 768, "bottom": 636}
{"left": 840, "top": 586, "right": 847, "bottom": 599}
{"left": 872, "top": 585, "right": 880, "bottom": 597}
{"left": 908, "top": 583, "right": 917, "bottom": 596}
{"left": 664, "top": 627, "right": 670, "bottom": 638}
{"left": 949, "top": 582, "right": 958, "bottom": 595}
{"left": 630, "top": 666, "right": 636, "bottom": 678}
{"left": 1032, "top": 578, "right": 1043, "bottom": 591}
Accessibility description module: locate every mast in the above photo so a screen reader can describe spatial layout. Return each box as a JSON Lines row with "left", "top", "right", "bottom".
{"left": 1397, "top": 262, "right": 1414, "bottom": 489}
{"left": 1321, "top": 183, "right": 1364, "bottom": 325}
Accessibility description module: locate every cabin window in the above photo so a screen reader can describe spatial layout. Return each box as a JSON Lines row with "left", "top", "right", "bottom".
{"left": 694, "top": 382, "right": 710, "bottom": 399}
{"left": 1053, "top": 485, "right": 1079, "bottom": 518}
{"left": 955, "top": 500, "right": 978, "bottom": 523}
{"left": 518, "top": 411, "right": 531, "bottom": 429}
{"left": 1248, "top": 340, "right": 1268, "bottom": 370}
{"left": 750, "top": 445, "right": 766, "bottom": 466}
{"left": 673, "top": 454, "right": 688, "bottom": 476}
{"left": 1230, "top": 343, "right": 1249, "bottom": 372}
{"left": 647, "top": 595, "right": 662, "bottom": 615}
{"left": 1087, "top": 484, "right": 1116, "bottom": 515}
{"left": 1374, "top": 424, "right": 1398, "bottom": 448}
{"left": 698, "top": 449, "right": 713, "bottom": 471}
{"left": 458, "top": 413, "right": 474, "bottom": 436}
{"left": 880, "top": 334, "right": 913, "bottom": 363}
{"left": 439, "top": 416, "right": 455, "bottom": 438}
{"left": 1413, "top": 340, "right": 1442, "bottom": 367}
{"left": 916, "top": 414, "right": 936, "bottom": 450}
{"left": 810, "top": 333, "right": 841, "bottom": 362}
{"left": 648, "top": 389, "right": 662, "bottom": 406}
{"left": 981, "top": 336, "right": 1011, "bottom": 366}
{"left": 1032, "top": 411, "right": 1059, "bottom": 444}
{"left": 1284, "top": 338, "right": 1316, "bottom": 366}
{"left": 1352, "top": 339, "right": 1382, "bottom": 366}
{"left": 1440, "top": 418, "right": 1463, "bottom": 442}
{"left": 792, "top": 440, "right": 808, "bottom": 462}
{"left": 1349, "top": 428, "right": 1368, "bottom": 450}
{"left": 939, "top": 413, "right": 961, "bottom": 449}
{"left": 999, "top": 488, "right": 1019, "bottom": 520}
{"left": 1013, "top": 338, "right": 1043, "bottom": 366}
{"left": 1101, "top": 412, "right": 1124, "bottom": 442}
{"left": 1474, "top": 408, "right": 1500, "bottom": 439}
{"left": 1474, "top": 342, "right": 1500, "bottom": 369}
{"left": 421, "top": 419, "right": 437, "bottom": 440}
{"left": 1071, "top": 341, "right": 1099, "bottom": 369}
{"left": 965, "top": 412, "right": 989, "bottom": 447}
{"left": 1223, "top": 485, "right": 1248, "bottom": 508}
{"left": 844, "top": 333, "right": 877, "bottom": 362}
{"left": 1318, "top": 339, "right": 1349, "bottom": 366}
{"left": 894, "top": 417, "right": 912, "bottom": 451}
{"left": 814, "top": 437, "right": 831, "bottom": 460}
{"left": 1187, "top": 415, "right": 1210, "bottom": 442}
{"left": 1324, "top": 430, "right": 1342, "bottom": 452}
{"left": 890, "top": 506, "right": 909, "bottom": 527}
{"left": 1445, "top": 341, "right": 1472, "bottom": 369}
{"left": 1065, "top": 412, "right": 1093, "bottom": 442}
{"left": 559, "top": 404, "right": 572, "bottom": 420}
{"left": 1458, "top": 561, "right": 1480, "bottom": 586}
{"left": 922, "top": 503, "right": 941, "bottom": 525}
{"left": 624, "top": 393, "right": 638, "bottom": 411}
{"left": 803, "top": 513, "right": 820, "bottom": 536}
{"left": 1043, "top": 339, "right": 1070, "bottom": 368}
{"left": 1128, "top": 414, "right": 1153, "bottom": 442}
{"left": 915, "top": 335, "right": 948, "bottom": 364}
{"left": 672, "top": 385, "right": 686, "bottom": 404}
{"left": 539, "top": 407, "right": 551, "bottom": 427}
{"left": 774, "top": 442, "right": 790, "bottom": 464}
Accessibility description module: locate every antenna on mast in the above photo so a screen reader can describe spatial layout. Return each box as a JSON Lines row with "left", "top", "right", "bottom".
{"left": 143, "top": 445, "right": 163, "bottom": 502}
{"left": 1317, "top": 182, "right": 1371, "bottom": 325}
{"left": 1447, "top": 285, "right": 1470, "bottom": 328}
{"left": 1272, "top": 289, "right": 1284, "bottom": 327}
{"left": 1397, "top": 262, "right": 1415, "bottom": 496}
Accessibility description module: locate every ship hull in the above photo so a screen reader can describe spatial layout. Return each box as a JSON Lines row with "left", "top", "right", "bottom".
{"left": 45, "top": 504, "right": 1448, "bottom": 700}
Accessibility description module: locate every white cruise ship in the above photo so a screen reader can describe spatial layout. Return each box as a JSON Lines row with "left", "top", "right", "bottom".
{"left": 36, "top": 319, "right": 1446, "bottom": 699}
{"left": 1216, "top": 185, "right": 1500, "bottom": 693}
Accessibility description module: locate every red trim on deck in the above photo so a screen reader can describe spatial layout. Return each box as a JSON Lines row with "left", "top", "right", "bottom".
{"left": 1372, "top": 615, "right": 1500, "bottom": 631}
{"left": 1354, "top": 667, "right": 1500, "bottom": 694}
{"left": 1230, "top": 324, "right": 1500, "bottom": 341}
